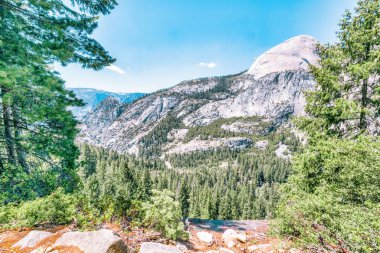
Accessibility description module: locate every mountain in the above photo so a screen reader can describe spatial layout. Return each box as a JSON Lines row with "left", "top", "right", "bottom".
{"left": 78, "top": 35, "right": 319, "bottom": 156}
{"left": 69, "top": 88, "right": 146, "bottom": 119}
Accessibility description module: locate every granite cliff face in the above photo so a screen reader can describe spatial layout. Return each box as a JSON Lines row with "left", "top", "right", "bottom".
{"left": 78, "top": 35, "right": 319, "bottom": 155}
{"left": 69, "top": 88, "right": 145, "bottom": 120}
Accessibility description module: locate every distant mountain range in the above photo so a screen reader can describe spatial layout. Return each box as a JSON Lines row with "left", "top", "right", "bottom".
{"left": 68, "top": 88, "right": 146, "bottom": 120}
{"left": 77, "top": 35, "right": 318, "bottom": 157}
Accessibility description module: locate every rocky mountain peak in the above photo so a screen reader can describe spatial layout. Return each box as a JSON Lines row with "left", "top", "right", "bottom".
{"left": 78, "top": 35, "right": 319, "bottom": 155}
{"left": 247, "top": 35, "right": 319, "bottom": 79}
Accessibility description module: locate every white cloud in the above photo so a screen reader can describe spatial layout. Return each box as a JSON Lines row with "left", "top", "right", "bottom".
{"left": 106, "top": 64, "right": 126, "bottom": 74}
{"left": 199, "top": 62, "right": 217, "bottom": 68}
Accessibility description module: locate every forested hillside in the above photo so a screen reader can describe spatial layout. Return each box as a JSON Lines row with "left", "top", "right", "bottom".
{"left": 78, "top": 128, "right": 296, "bottom": 221}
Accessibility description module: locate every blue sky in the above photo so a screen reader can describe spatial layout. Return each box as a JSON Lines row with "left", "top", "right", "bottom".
{"left": 59, "top": 0, "right": 357, "bottom": 93}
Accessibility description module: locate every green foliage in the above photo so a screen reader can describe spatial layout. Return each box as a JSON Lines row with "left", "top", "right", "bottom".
{"left": 0, "top": 189, "right": 77, "bottom": 228}
{"left": 139, "top": 113, "right": 184, "bottom": 157}
{"left": 160, "top": 147, "right": 291, "bottom": 220}
{"left": 188, "top": 76, "right": 232, "bottom": 100}
{"left": 185, "top": 116, "right": 271, "bottom": 141}
{"left": 77, "top": 128, "right": 297, "bottom": 222}
{"left": 78, "top": 145, "right": 188, "bottom": 240}
{"left": 0, "top": 0, "right": 117, "bottom": 204}
{"left": 297, "top": 0, "right": 380, "bottom": 136}
{"left": 275, "top": 137, "right": 380, "bottom": 252}
{"left": 142, "top": 189, "right": 188, "bottom": 240}
{"left": 0, "top": 165, "right": 58, "bottom": 204}
{"left": 79, "top": 145, "right": 158, "bottom": 220}
{"left": 178, "top": 181, "right": 190, "bottom": 218}
{"left": 276, "top": 1, "right": 380, "bottom": 252}
{"left": 168, "top": 148, "right": 240, "bottom": 168}
{"left": 1, "top": 0, "right": 116, "bottom": 68}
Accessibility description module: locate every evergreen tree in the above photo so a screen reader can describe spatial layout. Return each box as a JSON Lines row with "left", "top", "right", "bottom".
{"left": 136, "top": 169, "right": 152, "bottom": 201}
{"left": 298, "top": 0, "right": 380, "bottom": 136}
{"left": 276, "top": 1, "right": 380, "bottom": 252}
{"left": 0, "top": 0, "right": 117, "bottom": 202}
{"left": 178, "top": 181, "right": 190, "bottom": 218}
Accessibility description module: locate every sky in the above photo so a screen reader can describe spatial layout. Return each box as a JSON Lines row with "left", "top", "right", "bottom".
{"left": 58, "top": 0, "right": 357, "bottom": 93}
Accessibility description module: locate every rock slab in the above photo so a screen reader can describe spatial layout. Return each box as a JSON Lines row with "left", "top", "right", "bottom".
{"left": 222, "top": 229, "right": 247, "bottom": 243}
{"left": 52, "top": 229, "right": 128, "bottom": 253}
{"left": 247, "top": 35, "right": 319, "bottom": 79}
{"left": 219, "top": 248, "right": 236, "bottom": 253}
{"left": 196, "top": 231, "right": 215, "bottom": 246}
{"left": 247, "top": 244, "right": 272, "bottom": 253}
{"left": 12, "top": 230, "right": 53, "bottom": 249}
{"left": 139, "top": 242, "right": 182, "bottom": 253}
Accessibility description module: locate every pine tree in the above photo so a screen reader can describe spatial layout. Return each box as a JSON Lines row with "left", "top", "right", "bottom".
{"left": 178, "top": 181, "right": 190, "bottom": 218}
{"left": 136, "top": 169, "right": 152, "bottom": 201}
{"left": 298, "top": 0, "right": 380, "bottom": 137}
{"left": 0, "top": 0, "right": 117, "bottom": 201}
{"left": 276, "top": 1, "right": 380, "bottom": 251}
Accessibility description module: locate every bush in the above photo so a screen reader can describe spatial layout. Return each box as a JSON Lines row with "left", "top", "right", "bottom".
{"left": 142, "top": 189, "right": 188, "bottom": 240}
{"left": 0, "top": 188, "right": 77, "bottom": 228}
{"left": 0, "top": 165, "right": 58, "bottom": 205}
{"left": 275, "top": 137, "right": 380, "bottom": 253}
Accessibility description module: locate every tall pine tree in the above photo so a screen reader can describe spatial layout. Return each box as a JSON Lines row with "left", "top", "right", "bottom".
{"left": 298, "top": 0, "right": 380, "bottom": 137}
{"left": 0, "top": 0, "right": 117, "bottom": 202}
{"left": 276, "top": 1, "right": 380, "bottom": 252}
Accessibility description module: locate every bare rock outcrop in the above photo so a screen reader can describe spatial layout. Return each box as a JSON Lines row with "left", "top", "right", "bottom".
{"left": 12, "top": 231, "right": 53, "bottom": 250}
{"left": 52, "top": 229, "right": 128, "bottom": 253}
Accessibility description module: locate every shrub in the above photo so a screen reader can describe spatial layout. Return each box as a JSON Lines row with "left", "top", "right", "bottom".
{"left": 142, "top": 189, "right": 188, "bottom": 240}
{"left": 0, "top": 188, "right": 77, "bottom": 228}
{"left": 275, "top": 137, "right": 380, "bottom": 253}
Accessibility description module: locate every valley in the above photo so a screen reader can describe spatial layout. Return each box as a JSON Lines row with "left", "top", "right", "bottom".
{"left": 77, "top": 35, "right": 316, "bottom": 158}
{"left": 70, "top": 36, "right": 312, "bottom": 222}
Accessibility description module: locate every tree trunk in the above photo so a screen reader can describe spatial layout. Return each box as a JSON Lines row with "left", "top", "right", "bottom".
{"left": 12, "top": 103, "right": 28, "bottom": 171}
{"left": 0, "top": 154, "right": 4, "bottom": 172}
{"left": 1, "top": 87, "right": 15, "bottom": 165}
{"left": 359, "top": 78, "right": 368, "bottom": 131}
{"left": 359, "top": 43, "right": 371, "bottom": 131}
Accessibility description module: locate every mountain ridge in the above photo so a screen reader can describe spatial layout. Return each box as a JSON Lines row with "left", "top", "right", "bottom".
{"left": 78, "top": 35, "right": 319, "bottom": 156}
{"left": 69, "top": 88, "right": 146, "bottom": 119}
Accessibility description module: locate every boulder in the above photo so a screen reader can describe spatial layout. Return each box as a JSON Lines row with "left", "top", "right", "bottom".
{"left": 218, "top": 248, "right": 235, "bottom": 253}
{"left": 0, "top": 234, "right": 7, "bottom": 243}
{"left": 12, "top": 230, "right": 53, "bottom": 249}
{"left": 175, "top": 242, "right": 188, "bottom": 252}
{"left": 226, "top": 240, "right": 235, "bottom": 248}
{"left": 196, "top": 231, "right": 214, "bottom": 246}
{"left": 288, "top": 249, "right": 302, "bottom": 253}
{"left": 222, "top": 229, "right": 246, "bottom": 243}
{"left": 139, "top": 242, "right": 182, "bottom": 253}
{"left": 30, "top": 247, "right": 45, "bottom": 253}
{"left": 236, "top": 233, "right": 246, "bottom": 243}
{"left": 247, "top": 244, "right": 272, "bottom": 252}
{"left": 254, "top": 140, "right": 268, "bottom": 150}
{"left": 52, "top": 229, "right": 128, "bottom": 253}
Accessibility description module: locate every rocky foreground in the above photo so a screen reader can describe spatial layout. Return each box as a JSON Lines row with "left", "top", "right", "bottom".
{"left": 0, "top": 220, "right": 305, "bottom": 253}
